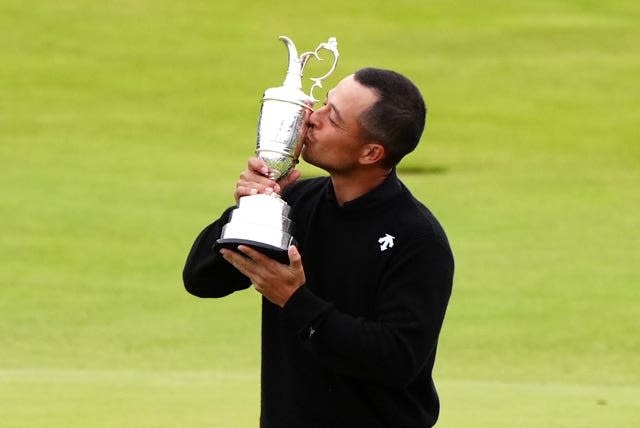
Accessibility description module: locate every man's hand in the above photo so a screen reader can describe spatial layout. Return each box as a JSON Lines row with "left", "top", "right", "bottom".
{"left": 234, "top": 157, "right": 301, "bottom": 203}
{"left": 220, "top": 245, "right": 306, "bottom": 307}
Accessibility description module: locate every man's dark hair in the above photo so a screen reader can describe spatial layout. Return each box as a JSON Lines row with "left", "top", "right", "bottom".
{"left": 354, "top": 67, "right": 427, "bottom": 167}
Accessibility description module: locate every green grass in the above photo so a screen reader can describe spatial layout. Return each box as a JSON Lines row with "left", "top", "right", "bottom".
{"left": 1, "top": 0, "right": 639, "bottom": 426}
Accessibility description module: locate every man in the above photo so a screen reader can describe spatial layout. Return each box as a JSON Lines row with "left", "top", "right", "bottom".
{"left": 183, "top": 68, "right": 454, "bottom": 427}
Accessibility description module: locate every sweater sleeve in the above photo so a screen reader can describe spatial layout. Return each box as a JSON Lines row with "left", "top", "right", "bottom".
{"left": 182, "top": 206, "right": 252, "bottom": 298}
{"left": 281, "top": 237, "right": 454, "bottom": 388}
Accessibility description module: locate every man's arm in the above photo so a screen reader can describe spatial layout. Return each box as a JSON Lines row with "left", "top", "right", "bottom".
{"left": 182, "top": 207, "right": 252, "bottom": 297}
{"left": 286, "top": 240, "right": 453, "bottom": 388}
{"left": 214, "top": 158, "right": 453, "bottom": 386}
{"left": 223, "top": 232, "right": 453, "bottom": 387}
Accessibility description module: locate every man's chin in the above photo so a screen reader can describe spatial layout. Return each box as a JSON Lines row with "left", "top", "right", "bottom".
{"left": 300, "top": 149, "right": 317, "bottom": 168}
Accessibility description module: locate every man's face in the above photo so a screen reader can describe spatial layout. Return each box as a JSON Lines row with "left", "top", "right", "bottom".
{"left": 302, "top": 75, "right": 379, "bottom": 174}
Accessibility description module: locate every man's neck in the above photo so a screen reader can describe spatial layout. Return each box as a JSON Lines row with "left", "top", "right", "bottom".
{"left": 330, "top": 167, "right": 392, "bottom": 206}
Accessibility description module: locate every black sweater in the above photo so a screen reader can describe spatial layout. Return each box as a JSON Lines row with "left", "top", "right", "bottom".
{"left": 183, "top": 171, "right": 454, "bottom": 427}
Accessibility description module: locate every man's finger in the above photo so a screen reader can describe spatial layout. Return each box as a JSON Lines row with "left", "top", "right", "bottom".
{"left": 278, "top": 169, "right": 301, "bottom": 190}
{"left": 220, "top": 248, "right": 254, "bottom": 276}
{"left": 248, "top": 157, "right": 270, "bottom": 176}
{"left": 288, "top": 245, "right": 302, "bottom": 269}
{"left": 236, "top": 245, "right": 278, "bottom": 266}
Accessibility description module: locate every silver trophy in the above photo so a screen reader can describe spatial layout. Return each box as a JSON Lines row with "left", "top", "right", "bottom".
{"left": 217, "top": 35, "right": 339, "bottom": 262}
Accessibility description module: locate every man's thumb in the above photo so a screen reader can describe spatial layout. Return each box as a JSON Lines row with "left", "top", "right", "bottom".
{"left": 288, "top": 245, "right": 302, "bottom": 266}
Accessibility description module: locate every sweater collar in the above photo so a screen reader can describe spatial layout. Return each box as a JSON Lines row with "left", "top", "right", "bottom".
{"left": 324, "top": 168, "right": 403, "bottom": 214}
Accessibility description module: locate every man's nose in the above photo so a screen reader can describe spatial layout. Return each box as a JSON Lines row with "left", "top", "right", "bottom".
{"left": 308, "top": 105, "right": 326, "bottom": 127}
{"left": 307, "top": 109, "right": 319, "bottom": 128}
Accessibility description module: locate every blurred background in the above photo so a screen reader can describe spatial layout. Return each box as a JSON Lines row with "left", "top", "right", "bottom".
{"left": 1, "top": 1, "right": 638, "bottom": 426}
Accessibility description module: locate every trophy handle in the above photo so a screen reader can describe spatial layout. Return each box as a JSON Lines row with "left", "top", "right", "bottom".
{"left": 299, "top": 37, "right": 339, "bottom": 102}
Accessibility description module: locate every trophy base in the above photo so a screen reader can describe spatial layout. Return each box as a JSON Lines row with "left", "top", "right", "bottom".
{"left": 216, "top": 238, "right": 293, "bottom": 265}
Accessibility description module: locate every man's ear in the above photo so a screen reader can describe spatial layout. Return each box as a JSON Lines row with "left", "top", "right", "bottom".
{"left": 359, "top": 143, "right": 386, "bottom": 165}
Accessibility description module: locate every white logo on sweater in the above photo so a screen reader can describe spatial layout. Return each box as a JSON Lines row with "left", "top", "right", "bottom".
{"left": 378, "top": 234, "right": 395, "bottom": 251}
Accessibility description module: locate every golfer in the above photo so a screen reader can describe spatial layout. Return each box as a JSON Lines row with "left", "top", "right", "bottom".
{"left": 183, "top": 67, "right": 454, "bottom": 427}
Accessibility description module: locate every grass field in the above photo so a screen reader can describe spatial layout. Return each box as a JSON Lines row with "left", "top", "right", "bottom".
{"left": 1, "top": 0, "right": 639, "bottom": 426}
